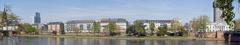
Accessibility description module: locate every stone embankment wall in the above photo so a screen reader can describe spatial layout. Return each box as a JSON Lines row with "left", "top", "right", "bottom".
{"left": 188, "top": 32, "right": 224, "bottom": 38}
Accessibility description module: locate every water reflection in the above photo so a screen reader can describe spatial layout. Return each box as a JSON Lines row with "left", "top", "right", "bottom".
{"left": 48, "top": 37, "right": 64, "bottom": 45}
{"left": 0, "top": 37, "right": 237, "bottom": 45}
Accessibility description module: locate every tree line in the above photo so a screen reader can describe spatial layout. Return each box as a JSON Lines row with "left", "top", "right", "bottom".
{"left": 0, "top": 7, "right": 37, "bottom": 34}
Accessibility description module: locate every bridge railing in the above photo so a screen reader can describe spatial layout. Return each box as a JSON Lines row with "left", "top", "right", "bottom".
{"left": 0, "top": 26, "right": 18, "bottom": 31}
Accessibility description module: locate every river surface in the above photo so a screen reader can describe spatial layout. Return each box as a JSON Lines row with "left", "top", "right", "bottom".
{"left": 0, "top": 36, "right": 239, "bottom": 45}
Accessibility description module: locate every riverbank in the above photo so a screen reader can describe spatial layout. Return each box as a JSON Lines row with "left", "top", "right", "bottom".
{"left": 15, "top": 35, "right": 225, "bottom": 41}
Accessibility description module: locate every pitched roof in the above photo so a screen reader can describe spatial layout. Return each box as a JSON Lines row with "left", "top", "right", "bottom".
{"left": 135, "top": 20, "right": 172, "bottom": 23}
{"left": 47, "top": 22, "right": 64, "bottom": 25}
{"left": 66, "top": 20, "right": 95, "bottom": 24}
{"left": 100, "top": 18, "right": 128, "bottom": 23}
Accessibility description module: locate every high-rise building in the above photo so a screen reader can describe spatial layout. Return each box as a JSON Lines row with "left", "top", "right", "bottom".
{"left": 34, "top": 12, "right": 41, "bottom": 24}
{"left": 33, "top": 12, "right": 42, "bottom": 34}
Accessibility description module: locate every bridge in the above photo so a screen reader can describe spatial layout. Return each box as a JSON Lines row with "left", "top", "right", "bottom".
{"left": 0, "top": 25, "right": 18, "bottom": 37}
{"left": 0, "top": 30, "right": 15, "bottom": 37}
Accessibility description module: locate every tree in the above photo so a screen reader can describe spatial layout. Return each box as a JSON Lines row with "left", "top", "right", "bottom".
{"left": 179, "top": 26, "right": 187, "bottom": 36}
{"left": 16, "top": 24, "right": 24, "bottom": 33}
{"left": 190, "top": 15, "right": 209, "bottom": 32}
{"left": 190, "top": 18, "right": 198, "bottom": 31}
{"left": 157, "top": 24, "right": 168, "bottom": 36}
{"left": 215, "top": 0, "right": 235, "bottom": 28}
{"left": 170, "top": 19, "right": 182, "bottom": 31}
{"left": 60, "top": 25, "right": 65, "bottom": 34}
{"left": 169, "top": 19, "right": 184, "bottom": 36}
{"left": 134, "top": 20, "right": 145, "bottom": 36}
{"left": 0, "top": 6, "right": 19, "bottom": 28}
{"left": 73, "top": 27, "right": 81, "bottom": 34}
{"left": 0, "top": 12, "right": 18, "bottom": 20}
{"left": 235, "top": 18, "right": 240, "bottom": 30}
{"left": 149, "top": 22, "right": 155, "bottom": 36}
{"left": 107, "top": 21, "right": 117, "bottom": 36}
{"left": 126, "top": 25, "right": 135, "bottom": 35}
{"left": 17, "top": 23, "right": 37, "bottom": 34}
{"left": 190, "top": 15, "right": 209, "bottom": 38}
{"left": 239, "top": 0, "right": 240, "bottom": 3}
{"left": 93, "top": 22, "right": 101, "bottom": 33}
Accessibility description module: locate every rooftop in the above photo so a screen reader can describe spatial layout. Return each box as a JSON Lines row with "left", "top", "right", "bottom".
{"left": 135, "top": 20, "right": 172, "bottom": 23}
{"left": 66, "top": 20, "right": 95, "bottom": 24}
{"left": 100, "top": 18, "right": 128, "bottom": 23}
{"left": 47, "top": 22, "right": 64, "bottom": 25}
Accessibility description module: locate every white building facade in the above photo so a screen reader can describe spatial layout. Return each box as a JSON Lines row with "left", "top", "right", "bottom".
{"left": 136, "top": 20, "right": 172, "bottom": 34}
{"left": 65, "top": 19, "right": 128, "bottom": 34}
{"left": 65, "top": 20, "right": 95, "bottom": 33}
{"left": 100, "top": 18, "right": 128, "bottom": 33}
{"left": 206, "top": 22, "right": 231, "bottom": 32}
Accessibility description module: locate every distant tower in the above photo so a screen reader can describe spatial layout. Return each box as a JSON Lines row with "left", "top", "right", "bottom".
{"left": 34, "top": 12, "right": 41, "bottom": 24}
{"left": 213, "top": 0, "right": 224, "bottom": 23}
{"left": 33, "top": 12, "right": 42, "bottom": 33}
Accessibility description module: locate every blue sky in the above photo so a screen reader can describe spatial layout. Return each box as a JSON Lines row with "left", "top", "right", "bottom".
{"left": 0, "top": 0, "right": 239, "bottom": 24}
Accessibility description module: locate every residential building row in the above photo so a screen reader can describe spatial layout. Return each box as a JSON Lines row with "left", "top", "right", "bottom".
{"left": 41, "top": 18, "right": 231, "bottom": 35}
{"left": 41, "top": 18, "right": 174, "bottom": 35}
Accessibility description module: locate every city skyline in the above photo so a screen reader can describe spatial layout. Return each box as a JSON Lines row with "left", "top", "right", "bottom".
{"left": 0, "top": 0, "right": 240, "bottom": 45}
{"left": 0, "top": 0, "right": 239, "bottom": 24}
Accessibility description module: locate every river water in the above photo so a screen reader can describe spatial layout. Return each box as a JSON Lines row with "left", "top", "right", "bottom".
{"left": 0, "top": 37, "right": 239, "bottom": 45}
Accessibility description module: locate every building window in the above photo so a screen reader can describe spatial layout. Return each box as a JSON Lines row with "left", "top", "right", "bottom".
{"left": 87, "top": 24, "right": 91, "bottom": 30}
{"left": 80, "top": 24, "right": 84, "bottom": 30}
{"left": 160, "top": 24, "right": 167, "bottom": 28}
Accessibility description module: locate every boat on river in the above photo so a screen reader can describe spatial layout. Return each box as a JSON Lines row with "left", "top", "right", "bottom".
{"left": 224, "top": 30, "right": 240, "bottom": 42}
